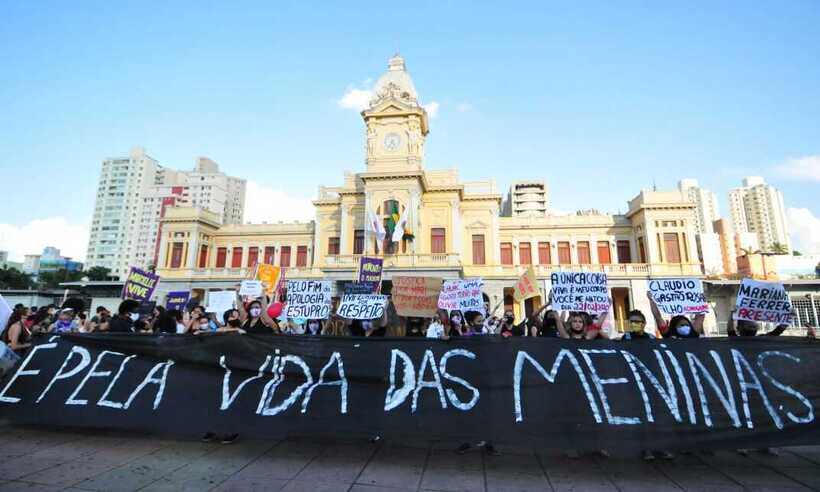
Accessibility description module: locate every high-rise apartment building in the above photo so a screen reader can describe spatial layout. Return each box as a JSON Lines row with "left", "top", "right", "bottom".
{"left": 728, "top": 176, "right": 791, "bottom": 253}
{"left": 678, "top": 179, "right": 719, "bottom": 234}
{"left": 86, "top": 148, "right": 246, "bottom": 278}
{"left": 502, "top": 181, "right": 549, "bottom": 217}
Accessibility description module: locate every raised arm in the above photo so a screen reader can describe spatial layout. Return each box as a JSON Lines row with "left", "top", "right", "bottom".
{"left": 555, "top": 311, "right": 569, "bottom": 339}
{"left": 646, "top": 291, "right": 666, "bottom": 335}
{"left": 727, "top": 309, "right": 738, "bottom": 337}
{"left": 693, "top": 313, "right": 705, "bottom": 335}
{"left": 235, "top": 288, "right": 248, "bottom": 322}
{"left": 258, "top": 294, "right": 276, "bottom": 327}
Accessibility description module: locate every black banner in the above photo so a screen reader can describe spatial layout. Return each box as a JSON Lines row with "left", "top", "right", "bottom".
{"left": 1, "top": 333, "right": 819, "bottom": 451}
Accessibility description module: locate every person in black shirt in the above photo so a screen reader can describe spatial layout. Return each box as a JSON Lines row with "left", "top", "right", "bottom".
{"left": 108, "top": 300, "right": 140, "bottom": 333}
{"left": 647, "top": 292, "right": 704, "bottom": 339}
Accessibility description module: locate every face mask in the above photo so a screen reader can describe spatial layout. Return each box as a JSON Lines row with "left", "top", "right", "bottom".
{"left": 129, "top": 313, "right": 139, "bottom": 322}
{"left": 676, "top": 324, "right": 692, "bottom": 337}
{"left": 362, "top": 322, "right": 372, "bottom": 330}
{"left": 309, "top": 323, "right": 320, "bottom": 332}
{"left": 199, "top": 324, "right": 210, "bottom": 331}
{"left": 452, "top": 316, "right": 462, "bottom": 323}
{"left": 250, "top": 308, "right": 262, "bottom": 317}
{"left": 228, "top": 319, "right": 241, "bottom": 328}
{"left": 628, "top": 321, "right": 644, "bottom": 333}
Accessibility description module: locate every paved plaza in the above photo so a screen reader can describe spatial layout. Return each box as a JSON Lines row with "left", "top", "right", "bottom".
{"left": 0, "top": 423, "right": 817, "bottom": 491}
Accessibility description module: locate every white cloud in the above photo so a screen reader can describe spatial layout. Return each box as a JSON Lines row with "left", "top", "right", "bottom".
{"left": 0, "top": 217, "right": 89, "bottom": 263}
{"left": 787, "top": 207, "right": 820, "bottom": 254}
{"left": 337, "top": 88, "right": 373, "bottom": 111}
{"left": 456, "top": 102, "right": 473, "bottom": 112}
{"left": 775, "top": 155, "right": 820, "bottom": 181}
{"left": 244, "top": 181, "right": 314, "bottom": 224}
{"left": 423, "top": 101, "right": 440, "bottom": 118}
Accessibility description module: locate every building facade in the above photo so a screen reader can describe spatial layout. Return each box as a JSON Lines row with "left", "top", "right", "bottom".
{"left": 87, "top": 148, "right": 246, "bottom": 278}
{"left": 155, "top": 55, "right": 703, "bottom": 331}
{"left": 678, "top": 179, "right": 718, "bottom": 234}
{"left": 502, "top": 181, "right": 549, "bottom": 217}
{"left": 728, "top": 176, "right": 791, "bottom": 254}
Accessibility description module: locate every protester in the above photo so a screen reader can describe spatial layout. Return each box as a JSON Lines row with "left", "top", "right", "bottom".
{"left": 49, "top": 308, "right": 81, "bottom": 334}
{"left": 108, "top": 299, "right": 141, "bottom": 333}
{"left": 220, "top": 309, "right": 246, "bottom": 334}
{"left": 3, "top": 309, "right": 32, "bottom": 355}
{"left": 426, "top": 311, "right": 449, "bottom": 339}
{"left": 448, "top": 310, "right": 466, "bottom": 336}
{"left": 190, "top": 305, "right": 219, "bottom": 332}
{"left": 236, "top": 293, "right": 278, "bottom": 334}
{"left": 404, "top": 316, "right": 427, "bottom": 337}
{"left": 88, "top": 306, "right": 111, "bottom": 332}
{"left": 647, "top": 292, "right": 704, "bottom": 339}
{"left": 281, "top": 319, "right": 306, "bottom": 335}
{"left": 322, "top": 314, "right": 350, "bottom": 336}
{"left": 305, "top": 319, "right": 323, "bottom": 336}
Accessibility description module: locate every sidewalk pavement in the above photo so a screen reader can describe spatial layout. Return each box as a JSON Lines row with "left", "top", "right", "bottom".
{"left": 0, "top": 424, "right": 817, "bottom": 491}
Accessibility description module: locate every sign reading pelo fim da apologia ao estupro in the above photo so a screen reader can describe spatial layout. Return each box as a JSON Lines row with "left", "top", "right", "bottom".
{"left": 0, "top": 334, "right": 818, "bottom": 451}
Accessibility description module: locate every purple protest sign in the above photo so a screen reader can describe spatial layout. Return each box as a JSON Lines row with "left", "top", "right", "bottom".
{"left": 357, "top": 257, "right": 383, "bottom": 293}
{"left": 122, "top": 267, "right": 161, "bottom": 302}
{"left": 165, "top": 291, "right": 190, "bottom": 311}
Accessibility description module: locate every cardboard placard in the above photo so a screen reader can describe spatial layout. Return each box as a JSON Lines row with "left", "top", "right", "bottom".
{"left": 337, "top": 295, "right": 388, "bottom": 320}
{"left": 239, "top": 280, "right": 263, "bottom": 298}
{"left": 165, "top": 291, "right": 190, "bottom": 312}
{"left": 392, "top": 276, "right": 442, "bottom": 318}
{"left": 550, "top": 272, "right": 610, "bottom": 314}
{"left": 256, "top": 264, "right": 282, "bottom": 297}
{"left": 648, "top": 279, "right": 708, "bottom": 315}
{"left": 734, "top": 278, "right": 794, "bottom": 324}
{"left": 285, "top": 280, "right": 332, "bottom": 319}
{"left": 121, "top": 267, "right": 160, "bottom": 302}
{"left": 513, "top": 266, "right": 539, "bottom": 302}
{"left": 357, "top": 257, "right": 383, "bottom": 293}
{"left": 438, "top": 279, "right": 484, "bottom": 313}
{"left": 206, "top": 291, "right": 235, "bottom": 316}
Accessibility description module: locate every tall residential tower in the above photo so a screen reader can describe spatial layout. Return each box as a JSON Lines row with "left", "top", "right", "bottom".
{"left": 728, "top": 176, "right": 791, "bottom": 253}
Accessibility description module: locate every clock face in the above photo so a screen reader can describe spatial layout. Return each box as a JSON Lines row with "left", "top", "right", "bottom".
{"left": 383, "top": 132, "right": 401, "bottom": 152}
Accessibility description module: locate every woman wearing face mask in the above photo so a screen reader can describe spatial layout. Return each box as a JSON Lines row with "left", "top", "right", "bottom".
{"left": 236, "top": 293, "right": 279, "bottom": 335}
{"left": 217, "top": 309, "right": 245, "bottom": 334}
{"left": 426, "top": 310, "right": 450, "bottom": 339}
{"left": 108, "top": 300, "right": 142, "bottom": 333}
{"left": 305, "top": 319, "right": 323, "bottom": 336}
{"left": 448, "top": 310, "right": 465, "bottom": 337}
{"left": 647, "top": 292, "right": 705, "bottom": 339}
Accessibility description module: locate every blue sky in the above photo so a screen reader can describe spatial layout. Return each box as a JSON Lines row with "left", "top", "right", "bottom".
{"left": 1, "top": 1, "right": 819, "bottom": 261}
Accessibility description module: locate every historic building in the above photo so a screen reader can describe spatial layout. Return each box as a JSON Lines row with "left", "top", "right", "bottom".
{"left": 156, "top": 54, "right": 703, "bottom": 331}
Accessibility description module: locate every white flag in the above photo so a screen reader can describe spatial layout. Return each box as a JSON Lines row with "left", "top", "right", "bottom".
{"left": 392, "top": 205, "right": 410, "bottom": 243}
{"left": 366, "top": 207, "right": 386, "bottom": 253}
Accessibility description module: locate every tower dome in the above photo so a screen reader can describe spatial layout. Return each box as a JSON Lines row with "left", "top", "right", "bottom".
{"left": 369, "top": 54, "right": 419, "bottom": 107}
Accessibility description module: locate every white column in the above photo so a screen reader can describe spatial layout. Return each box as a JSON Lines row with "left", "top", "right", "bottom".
{"left": 186, "top": 233, "right": 199, "bottom": 269}
{"left": 451, "top": 199, "right": 462, "bottom": 254}
{"left": 339, "top": 205, "right": 349, "bottom": 254}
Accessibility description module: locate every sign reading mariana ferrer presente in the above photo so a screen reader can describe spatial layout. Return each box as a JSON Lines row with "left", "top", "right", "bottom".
{"left": 734, "top": 279, "right": 794, "bottom": 324}
{"left": 0, "top": 334, "right": 818, "bottom": 451}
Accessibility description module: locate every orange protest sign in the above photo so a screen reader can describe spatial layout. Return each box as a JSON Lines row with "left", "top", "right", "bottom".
{"left": 392, "top": 276, "right": 443, "bottom": 317}
{"left": 513, "top": 266, "right": 539, "bottom": 302}
{"left": 256, "top": 264, "right": 281, "bottom": 297}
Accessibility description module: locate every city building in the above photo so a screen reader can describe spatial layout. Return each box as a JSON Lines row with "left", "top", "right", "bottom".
{"left": 712, "top": 219, "right": 738, "bottom": 274}
{"left": 22, "top": 247, "right": 83, "bottom": 278}
{"left": 678, "top": 179, "right": 719, "bottom": 234}
{"left": 0, "top": 251, "right": 23, "bottom": 271}
{"left": 155, "top": 54, "right": 703, "bottom": 332}
{"left": 728, "top": 176, "right": 791, "bottom": 254}
{"left": 502, "top": 181, "right": 549, "bottom": 217}
{"left": 86, "top": 148, "right": 246, "bottom": 278}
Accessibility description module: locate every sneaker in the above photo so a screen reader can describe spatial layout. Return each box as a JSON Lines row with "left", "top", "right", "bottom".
{"left": 201, "top": 432, "right": 217, "bottom": 443}
{"left": 456, "top": 443, "right": 471, "bottom": 455}
{"left": 659, "top": 451, "right": 675, "bottom": 460}
{"left": 565, "top": 449, "right": 580, "bottom": 459}
{"left": 484, "top": 444, "right": 501, "bottom": 456}
{"left": 642, "top": 450, "right": 656, "bottom": 461}
{"left": 220, "top": 433, "right": 239, "bottom": 444}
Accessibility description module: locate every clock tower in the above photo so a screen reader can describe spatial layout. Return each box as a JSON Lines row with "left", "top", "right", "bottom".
{"left": 363, "top": 54, "right": 430, "bottom": 172}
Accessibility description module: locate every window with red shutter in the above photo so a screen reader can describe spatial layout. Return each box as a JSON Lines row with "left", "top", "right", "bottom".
{"left": 280, "top": 246, "right": 291, "bottom": 267}
{"left": 519, "top": 242, "right": 532, "bottom": 265}
{"left": 472, "top": 235, "right": 485, "bottom": 265}
{"left": 597, "top": 241, "right": 611, "bottom": 264}
{"left": 500, "top": 242, "right": 513, "bottom": 265}
{"left": 198, "top": 245, "right": 208, "bottom": 268}
{"left": 353, "top": 230, "right": 364, "bottom": 255}
{"left": 247, "top": 247, "right": 259, "bottom": 267}
{"left": 170, "top": 242, "right": 184, "bottom": 268}
{"left": 557, "top": 242, "right": 571, "bottom": 265}
{"left": 538, "top": 242, "right": 551, "bottom": 265}
{"left": 328, "top": 237, "right": 340, "bottom": 255}
{"left": 263, "top": 246, "right": 275, "bottom": 264}
{"left": 431, "top": 228, "right": 446, "bottom": 254}
{"left": 617, "top": 240, "right": 631, "bottom": 264}
{"left": 231, "top": 247, "right": 243, "bottom": 268}
{"left": 296, "top": 246, "right": 308, "bottom": 267}
{"left": 216, "top": 247, "right": 227, "bottom": 268}
{"left": 577, "top": 241, "right": 591, "bottom": 264}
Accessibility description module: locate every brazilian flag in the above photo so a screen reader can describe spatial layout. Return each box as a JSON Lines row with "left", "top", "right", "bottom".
{"left": 386, "top": 201, "right": 400, "bottom": 238}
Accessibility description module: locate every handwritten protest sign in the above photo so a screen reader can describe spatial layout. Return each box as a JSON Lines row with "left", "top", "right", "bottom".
{"left": 206, "top": 291, "right": 235, "bottom": 315}
{"left": 239, "top": 280, "right": 263, "bottom": 298}
{"left": 164, "top": 291, "right": 190, "bottom": 311}
{"left": 392, "top": 276, "right": 442, "bottom": 317}
{"left": 256, "top": 264, "right": 281, "bottom": 296}
{"left": 357, "top": 257, "right": 383, "bottom": 293}
{"left": 438, "top": 279, "right": 484, "bottom": 313}
{"left": 0, "top": 294, "right": 12, "bottom": 336}
{"left": 337, "top": 295, "right": 388, "bottom": 320}
{"left": 286, "top": 280, "right": 332, "bottom": 319}
{"left": 345, "top": 282, "right": 378, "bottom": 295}
{"left": 513, "top": 266, "right": 539, "bottom": 302}
{"left": 648, "top": 279, "right": 708, "bottom": 315}
{"left": 550, "top": 272, "right": 610, "bottom": 313}
{"left": 734, "top": 278, "right": 794, "bottom": 324}
{"left": 121, "top": 267, "right": 160, "bottom": 302}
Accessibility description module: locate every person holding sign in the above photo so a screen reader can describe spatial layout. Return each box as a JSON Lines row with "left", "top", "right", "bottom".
{"left": 236, "top": 289, "right": 278, "bottom": 335}
{"left": 646, "top": 292, "right": 705, "bottom": 339}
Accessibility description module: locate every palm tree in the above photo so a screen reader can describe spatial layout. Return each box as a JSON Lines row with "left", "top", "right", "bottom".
{"left": 770, "top": 242, "right": 789, "bottom": 255}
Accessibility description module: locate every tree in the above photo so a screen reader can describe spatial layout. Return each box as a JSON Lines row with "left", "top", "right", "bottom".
{"left": 793, "top": 250, "right": 802, "bottom": 256}
{"left": 85, "top": 266, "right": 111, "bottom": 281}
{"left": 37, "top": 269, "right": 84, "bottom": 289}
{"left": 770, "top": 242, "right": 789, "bottom": 255}
{"left": 0, "top": 267, "right": 33, "bottom": 289}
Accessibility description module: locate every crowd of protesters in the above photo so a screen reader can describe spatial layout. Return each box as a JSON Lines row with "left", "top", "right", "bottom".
{"left": 2, "top": 283, "right": 816, "bottom": 454}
